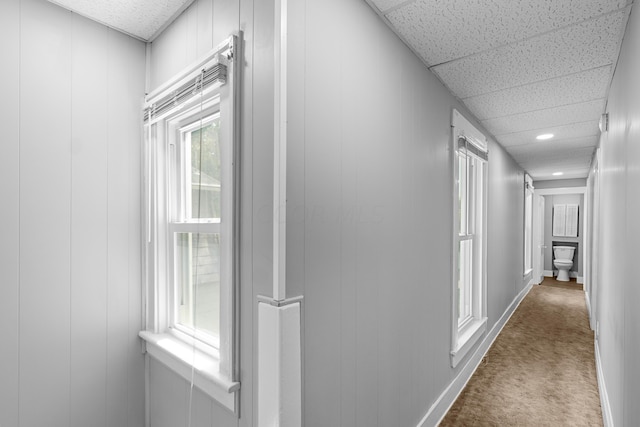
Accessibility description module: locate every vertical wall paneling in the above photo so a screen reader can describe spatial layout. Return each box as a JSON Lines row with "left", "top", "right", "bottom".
{"left": 621, "top": 10, "right": 640, "bottom": 423}
{"left": 0, "top": 0, "right": 20, "bottom": 425}
{"left": 145, "top": 1, "right": 259, "bottom": 425}
{"left": 5, "top": 0, "right": 147, "bottom": 425}
{"left": 593, "top": 3, "right": 640, "bottom": 424}
{"left": 212, "top": 0, "right": 239, "bottom": 53}
{"left": 287, "top": 0, "right": 527, "bottom": 425}
{"left": 106, "top": 28, "right": 146, "bottom": 427}
{"left": 70, "top": 14, "right": 109, "bottom": 427}
{"left": 119, "top": 29, "right": 147, "bottom": 427}
{"left": 149, "top": 12, "right": 188, "bottom": 93}
{"left": 19, "top": 0, "right": 72, "bottom": 425}
{"left": 239, "top": 0, "right": 256, "bottom": 424}
{"left": 301, "top": 0, "right": 342, "bottom": 422}
{"left": 196, "top": 0, "right": 214, "bottom": 57}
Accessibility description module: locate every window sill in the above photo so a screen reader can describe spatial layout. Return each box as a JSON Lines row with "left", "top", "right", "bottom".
{"left": 139, "top": 331, "right": 239, "bottom": 412}
{"left": 451, "top": 317, "right": 487, "bottom": 368}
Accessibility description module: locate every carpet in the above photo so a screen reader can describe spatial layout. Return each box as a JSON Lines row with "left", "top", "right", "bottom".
{"left": 440, "top": 280, "right": 602, "bottom": 426}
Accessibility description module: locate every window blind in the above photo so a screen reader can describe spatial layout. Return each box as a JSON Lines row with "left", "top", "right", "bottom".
{"left": 144, "top": 62, "right": 227, "bottom": 122}
{"left": 458, "top": 136, "right": 488, "bottom": 161}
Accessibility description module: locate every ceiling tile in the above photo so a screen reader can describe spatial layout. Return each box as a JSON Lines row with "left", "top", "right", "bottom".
{"left": 514, "top": 146, "right": 595, "bottom": 163}
{"left": 47, "top": 0, "right": 193, "bottom": 40}
{"left": 507, "top": 136, "right": 598, "bottom": 157}
{"left": 497, "top": 121, "right": 599, "bottom": 147}
{"left": 529, "top": 167, "right": 591, "bottom": 180}
{"left": 387, "top": 0, "right": 628, "bottom": 66}
{"left": 369, "top": 0, "right": 412, "bottom": 14}
{"left": 482, "top": 100, "right": 605, "bottom": 136}
{"left": 463, "top": 66, "right": 612, "bottom": 120}
{"left": 432, "top": 11, "right": 628, "bottom": 98}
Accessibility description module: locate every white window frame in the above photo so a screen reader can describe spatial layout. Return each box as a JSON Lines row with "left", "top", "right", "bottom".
{"left": 139, "top": 36, "right": 240, "bottom": 412}
{"left": 451, "top": 109, "right": 488, "bottom": 368}
{"left": 524, "top": 174, "right": 534, "bottom": 276}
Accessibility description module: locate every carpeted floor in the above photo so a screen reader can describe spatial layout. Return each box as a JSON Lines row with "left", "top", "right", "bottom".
{"left": 440, "top": 278, "right": 602, "bottom": 426}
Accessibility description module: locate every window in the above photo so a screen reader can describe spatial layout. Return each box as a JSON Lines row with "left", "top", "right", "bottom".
{"left": 524, "top": 174, "right": 533, "bottom": 275}
{"left": 139, "top": 36, "right": 239, "bottom": 412}
{"left": 451, "top": 110, "right": 488, "bottom": 368}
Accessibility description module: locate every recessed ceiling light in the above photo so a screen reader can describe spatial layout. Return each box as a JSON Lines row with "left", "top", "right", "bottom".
{"left": 536, "top": 133, "right": 554, "bottom": 140}
{"left": 552, "top": 172, "right": 563, "bottom": 176}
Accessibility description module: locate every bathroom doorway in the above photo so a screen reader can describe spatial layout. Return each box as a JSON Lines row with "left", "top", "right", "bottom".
{"left": 533, "top": 186, "right": 587, "bottom": 287}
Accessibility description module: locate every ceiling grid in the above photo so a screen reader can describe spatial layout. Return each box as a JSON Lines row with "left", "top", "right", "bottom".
{"left": 368, "top": 0, "right": 633, "bottom": 180}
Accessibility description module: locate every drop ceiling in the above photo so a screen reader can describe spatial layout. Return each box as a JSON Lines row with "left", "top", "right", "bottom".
{"left": 367, "top": 0, "right": 632, "bottom": 180}
{"left": 45, "top": 0, "right": 194, "bottom": 41}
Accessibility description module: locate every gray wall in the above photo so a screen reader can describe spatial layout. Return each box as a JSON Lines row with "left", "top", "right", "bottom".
{"left": 144, "top": 0, "right": 273, "bottom": 426}
{"left": 543, "top": 194, "right": 584, "bottom": 275}
{"left": 285, "top": 0, "right": 526, "bottom": 425}
{"left": 593, "top": 2, "right": 640, "bottom": 425}
{"left": 0, "top": 0, "right": 146, "bottom": 426}
{"left": 148, "top": 0, "right": 528, "bottom": 426}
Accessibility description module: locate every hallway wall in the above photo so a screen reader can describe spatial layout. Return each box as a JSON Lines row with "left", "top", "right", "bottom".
{"left": 0, "top": 0, "right": 146, "bottom": 426}
{"left": 593, "top": 2, "right": 640, "bottom": 425}
{"left": 285, "top": 0, "right": 527, "bottom": 425}
{"left": 143, "top": 0, "right": 273, "bottom": 426}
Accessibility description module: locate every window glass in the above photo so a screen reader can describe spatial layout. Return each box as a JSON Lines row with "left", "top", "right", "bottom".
{"left": 185, "top": 117, "right": 221, "bottom": 221}
{"left": 458, "top": 239, "right": 473, "bottom": 323}
{"left": 175, "top": 232, "right": 221, "bottom": 341}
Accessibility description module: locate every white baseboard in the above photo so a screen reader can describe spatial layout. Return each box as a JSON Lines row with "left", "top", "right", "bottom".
{"left": 544, "top": 270, "right": 583, "bottom": 282}
{"left": 584, "top": 292, "right": 593, "bottom": 330}
{"left": 595, "top": 340, "right": 614, "bottom": 427}
{"left": 417, "top": 283, "right": 533, "bottom": 427}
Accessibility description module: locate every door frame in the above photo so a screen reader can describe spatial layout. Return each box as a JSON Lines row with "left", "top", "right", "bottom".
{"left": 532, "top": 194, "right": 545, "bottom": 284}
{"left": 532, "top": 186, "right": 587, "bottom": 286}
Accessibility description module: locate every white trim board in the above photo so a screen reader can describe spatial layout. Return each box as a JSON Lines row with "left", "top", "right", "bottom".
{"left": 585, "top": 292, "right": 593, "bottom": 329}
{"left": 544, "top": 270, "right": 583, "bottom": 281}
{"left": 417, "top": 283, "right": 533, "bottom": 427}
{"left": 595, "top": 340, "right": 614, "bottom": 427}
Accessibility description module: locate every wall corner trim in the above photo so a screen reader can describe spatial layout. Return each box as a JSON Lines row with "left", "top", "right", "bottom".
{"left": 257, "top": 301, "right": 302, "bottom": 427}
{"left": 417, "top": 283, "right": 533, "bottom": 427}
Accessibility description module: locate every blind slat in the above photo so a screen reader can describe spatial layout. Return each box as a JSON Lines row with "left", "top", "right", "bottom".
{"left": 144, "top": 62, "right": 227, "bottom": 122}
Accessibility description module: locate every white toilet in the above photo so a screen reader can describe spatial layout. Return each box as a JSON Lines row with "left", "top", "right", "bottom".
{"left": 553, "top": 246, "right": 576, "bottom": 282}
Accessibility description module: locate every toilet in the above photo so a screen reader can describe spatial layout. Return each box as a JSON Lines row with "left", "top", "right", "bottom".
{"left": 553, "top": 246, "right": 576, "bottom": 282}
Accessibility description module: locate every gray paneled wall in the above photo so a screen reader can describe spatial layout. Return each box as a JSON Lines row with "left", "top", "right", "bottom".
{"left": 285, "top": 0, "right": 527, "bottom": 426}
{"left": 144, "top": 0, "right": 274, "bottom": 426}
{"left": 0, "top": 0, "right": 532, "bottom": 426}
{"left": 593, "top": 2, "right": 640, "bottom": 425}
{"left": 0, "top": 0, "right": 145, "bottom": 425}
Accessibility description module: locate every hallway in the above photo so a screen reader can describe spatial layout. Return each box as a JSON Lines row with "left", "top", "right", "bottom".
{"left": 2, "top": 0, "right": 640, "bottom": 426}
{"left": 442, "top": 278, "right": 601, "bottom": 426}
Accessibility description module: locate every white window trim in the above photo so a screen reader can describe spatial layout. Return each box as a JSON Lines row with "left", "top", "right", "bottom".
{"left": 139, "top": 36, "right": 240, "bottom": 412}
{"left": 524, "top": 174, "right": 534, "bottom": 277}
{"left": 450, "top": 109, "right": 488, "bottom": 368}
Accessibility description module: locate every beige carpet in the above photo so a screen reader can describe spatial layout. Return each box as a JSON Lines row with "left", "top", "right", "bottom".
{"left": 440, "top": 278, "right": 602, "bottom": 426}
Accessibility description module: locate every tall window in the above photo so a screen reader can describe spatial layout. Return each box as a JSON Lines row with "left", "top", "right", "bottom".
{"left": 451, "top": 110, "right": 488, "bottom": 368}
{"left": 172, "top": 115, "right": 223, "bottom": 347}
{"left": 524, "top": 174, "right": 534, "bottom": 275}
{"left": 140, "top": 36, "right": 240, "bottom": 412}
